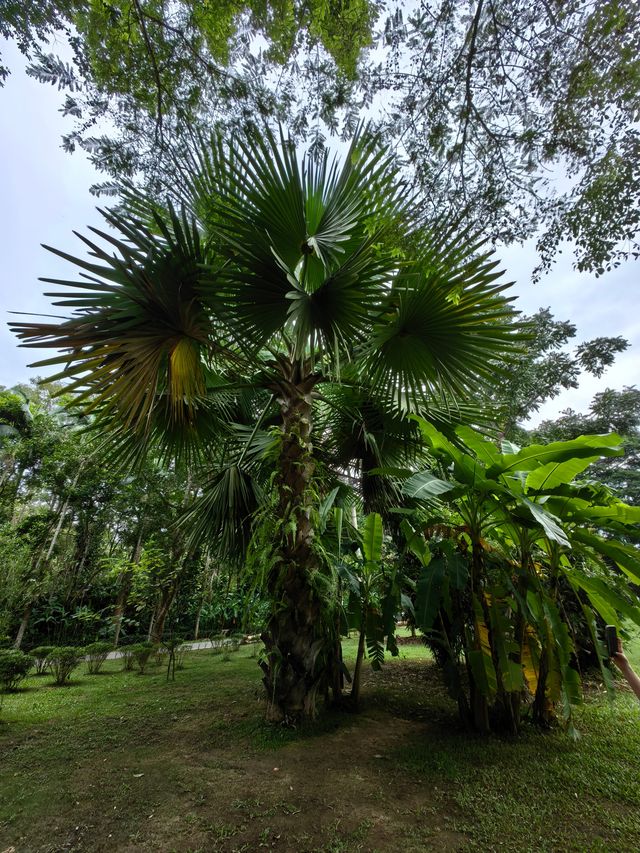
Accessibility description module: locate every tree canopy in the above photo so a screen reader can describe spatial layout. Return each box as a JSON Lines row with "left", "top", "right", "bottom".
{"left": 2, "top": 1, "right": 639, "bottom": 274}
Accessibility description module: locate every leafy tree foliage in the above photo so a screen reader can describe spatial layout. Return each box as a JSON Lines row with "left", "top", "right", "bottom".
{"left": 3, "top": 1, "right": 639, "bottom": 273}
{"left": 534, "top": 386, "right": 640, "bottom": 506}
{"left": 0, "top": 381, "right": 231, "bottom": 649}
{"left": 488, "top": 307, "right": 628, "bottom": 439}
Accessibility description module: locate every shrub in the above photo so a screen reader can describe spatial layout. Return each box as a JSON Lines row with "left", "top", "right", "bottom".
{"left": 48, "top": 647, "right": 82, "bottom": 685}
{"left": 30, "top": 646, "right": 55, "bottom": 675}
{"left": 221, "top": 638, "right": 239, "bottom": 662}
{"left": 120, "top": 644, "right": 136, "bottom": 671}
{"left": 211, "top": 634, "right": 225, "bottom": 656}
{"left": 0, "top": 635, "right": 12, "bottom": 649}
{"left": 84, "top": 641, "right": 113, "bottom": 675}
{"left": 175, "top": 643, "right": 189, "bottom": 670}
{"left": 0, "top": 649, "right": 32, "bottom": 691}
{"left": 132, "top": 642, "right": 155, "bottom": 674}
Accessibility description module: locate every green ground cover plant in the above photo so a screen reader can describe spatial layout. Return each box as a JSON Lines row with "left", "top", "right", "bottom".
{"left": 0, "top": 638, "right": 638, "bottom": 852}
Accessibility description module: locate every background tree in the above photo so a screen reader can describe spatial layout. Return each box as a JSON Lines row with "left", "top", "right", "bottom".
{"left": 488, "top": 307, "right": 628, "bottom": 440}
{"left": 534, "top": 386, "right": 640, "bottom": 505}
{"left": 3, "top": 1, "right": 639, "bottom": 275}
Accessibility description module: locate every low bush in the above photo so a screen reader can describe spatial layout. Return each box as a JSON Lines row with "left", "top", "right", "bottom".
{"left": 175, "top": 643, "right": 189, "bottom": 670}
{"left": 221, "top": 638, "right": 240, "bottom": 662}
{"left": 0, "top": 635, "right": 12, "bottom": 649}
{"left": 84, "top": 641, "right": 113, "bottom": 675}
{"left": 0, "top": 649, "right": 32, "bottom": 691}
{"left": 48, "top": 647, "right": 82, "bottom": 685}
{"left": 211, "top": 634, "right": 225, "bottom": 656}
{"left": 120, "top": 644, "right": 136, "bottom": 671}
{"left": 131, "top": 642, "right": 155, "bottom": 674}
{"left": 30, "top": 646, "right": 55, "bottom": 675}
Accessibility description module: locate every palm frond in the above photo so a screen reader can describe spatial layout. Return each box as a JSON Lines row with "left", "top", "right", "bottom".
{"left": 11, "top": 205, "right": 238, "bottom": 433}
{"left": 362, "top": 229, "right": 520, "bottom": 408}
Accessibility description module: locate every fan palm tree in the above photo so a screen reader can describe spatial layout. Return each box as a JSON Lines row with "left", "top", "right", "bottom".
{"left": 12, "top": 127, "right": 519, "bottom": 721}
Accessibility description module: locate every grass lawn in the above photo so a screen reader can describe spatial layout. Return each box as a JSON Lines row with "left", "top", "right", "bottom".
{"left": 1, "top": 636, "right": 639, "bottom": 852}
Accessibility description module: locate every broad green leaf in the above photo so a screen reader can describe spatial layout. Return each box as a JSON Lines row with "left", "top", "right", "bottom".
{"left": 489, "top": 434, "right": 623, "bottom": 478}
{"left": 468, "top": 596, "right": 498, "bottom": 701}
{"left": 571, "top": 529, "right": 640, "bottom": 585}
{"left": 521, "top": 628, "right": 540, "bottom": 695}
{"left": 410, "top": 416, "right": 461, "bottom": 462}
{"left": 525, "top": 456, "right": 600, "bottom": 492}
{"left": 400, "top": 519, "right": 432, "bottom": 567}
{"left": 576, "top": 503, "right": 640, "bottom": 526}
{"left": 334, "top": 506, "right": 343, "bottom": 555}
{"left": 447, "top": 552, "right": 469, "bottom": 590}
{"left": 564, "top": 569, "right": 640, "bottom": 628}
{"left": 318, "top": 486, "right": 340, "bottom": 531}
{"left": 338, "top": 563, "right": 361, "bottom": 597}
{"left": 501, "top": 439, "right": 520, "bottom": 455}
{"left": 487, "top": 596, "right": 523, "bottom": 693}
{"left": 403, "top": 470, "right": 455, "bottom": 499}
{"left": 367, "top": 466, "right": 413, "bottom": 478}
{"left": 455, "top": 425, "right": 501, "bottom": 466}
{"left": 382, "top": 581, "right": 400, "bottom": 641}
{"left": 415, "top": 557, "right": 446, "bottom": 631}
{"left": 520, "top": 498, "right": 570, "bottom": 547}
{"left": 361, "top": 512, "right": 383, "bottom": 564}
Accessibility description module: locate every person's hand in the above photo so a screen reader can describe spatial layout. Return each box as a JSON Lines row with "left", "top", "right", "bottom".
{"left": 611, "top": 638, "right": 630, "bottom": 672}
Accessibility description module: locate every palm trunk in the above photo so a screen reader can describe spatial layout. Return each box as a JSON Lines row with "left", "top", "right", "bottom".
{"left": 260, "top": 361, "right": 328, "bottom": 723}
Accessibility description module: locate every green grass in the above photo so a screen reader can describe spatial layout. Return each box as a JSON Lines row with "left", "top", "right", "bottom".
{"left": 1, "top": 638, "right": 639, "bottom": 852}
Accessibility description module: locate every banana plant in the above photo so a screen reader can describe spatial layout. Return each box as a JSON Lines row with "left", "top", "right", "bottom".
{"left": 339, "top": 512, "right": 402, "bottom": 709}
{"left": 399, "top": 418, "right": 640, "bottom": 734}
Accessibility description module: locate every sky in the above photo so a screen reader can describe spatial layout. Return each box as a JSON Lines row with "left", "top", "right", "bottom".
{"left": 0, "top": 39, "right": 638, "bottom": 426}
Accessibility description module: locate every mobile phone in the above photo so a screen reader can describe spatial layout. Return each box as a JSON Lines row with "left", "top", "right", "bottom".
{"left": 605, "top": 624, "right": 618, "bottom": 657}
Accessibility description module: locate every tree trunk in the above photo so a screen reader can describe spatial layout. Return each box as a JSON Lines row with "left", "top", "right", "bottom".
{"left": 13, "top": 603, "right": 32, "bottom": 649}
{"left": 533, "top": 648, "right": 551, "bottom": 727}
{"left": 260, "top": 361, "right": 328, "bottom": 723}
{"left": 351, "top": 623, "right": 367, "bottom": 710}
{"left": 112, "top": 530, "right": 144, "bottom": 647}
{"left": 150, "top": 583, "right": 179, "bottom": 644}
{"left": 194, "top": 553, "right": 213, "bottom": 641}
